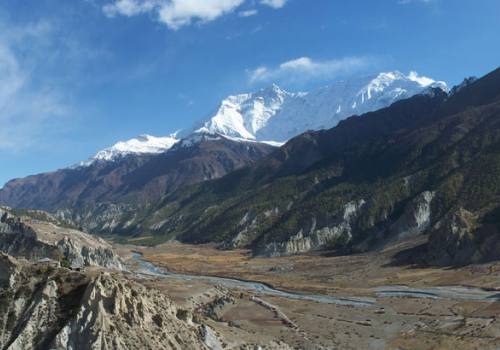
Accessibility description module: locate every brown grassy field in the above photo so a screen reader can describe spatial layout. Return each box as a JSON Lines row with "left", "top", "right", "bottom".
{"left": 117, "top": 238, "right": 500, "bottom": 349}
{"left": 125, "top": 239, "right": 500, "bottom": 296}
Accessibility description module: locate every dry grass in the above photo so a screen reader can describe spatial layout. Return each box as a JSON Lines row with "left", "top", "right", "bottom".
{"left": 118, "top": 239, "right": 500, "bottom": 349}
{"left": 132, "top": 239, "right": 500, "bottom": 297}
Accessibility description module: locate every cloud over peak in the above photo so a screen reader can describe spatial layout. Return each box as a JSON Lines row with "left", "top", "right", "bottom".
{"left": 249, "top": 56, "right": 372, "bottom": 85}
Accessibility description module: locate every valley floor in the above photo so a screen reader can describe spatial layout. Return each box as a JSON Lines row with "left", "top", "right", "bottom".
{"left": 115, "top": 238, "right": 500, "bottom": 349}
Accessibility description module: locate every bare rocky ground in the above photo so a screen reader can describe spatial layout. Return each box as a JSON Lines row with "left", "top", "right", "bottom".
{"left": 0, "top": 253, "right": 215, "bottom": 350}
{"left": 116, "top": 237, "right": 500, "bottom": 349}
{"left": 0, "top": 209, "right": 296, "bottom": 350}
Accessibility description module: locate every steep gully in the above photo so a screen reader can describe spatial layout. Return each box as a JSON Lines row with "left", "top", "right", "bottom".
{"left": 130, "top": 253, "right": 500, "bottom": 307}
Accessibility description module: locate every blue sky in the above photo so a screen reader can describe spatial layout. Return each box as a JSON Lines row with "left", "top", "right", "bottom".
{"left": 0, "top": 0, "right": 499, "bottom": 185}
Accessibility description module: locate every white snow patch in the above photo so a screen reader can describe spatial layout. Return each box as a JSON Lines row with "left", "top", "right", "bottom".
{"left": 78, "top": 134, "right": 179, "bottom": 167}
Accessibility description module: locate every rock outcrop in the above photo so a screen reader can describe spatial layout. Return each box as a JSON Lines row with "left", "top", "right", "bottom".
{"left": 389, "top": 191, "right": 435, "bottom": 240}
{"left": 0, "top": 207, "right": 123, "bottom": 269}
{"left": 260, "top": 200, "right": 366, "bottom": 256}
{"left": 57, "top": 236, "right": 123, "bottom": 269}
{"left": 424, "top": 207, "right": 500, "bottom": 266}
{"left": 425, "top": 208, "right": 478, "bottom": 265}
{"left": 51, "top": 273, "right": 207, "bottom": 350}
{"left": 0, "top": 254, "right": 208, "bottom": 350}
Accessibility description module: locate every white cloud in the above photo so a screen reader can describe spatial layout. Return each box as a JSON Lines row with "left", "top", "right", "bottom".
{"left": 408, "top": 71, "right": 435, "bottom": 86}
{"left": 103, "top": 0, "right": 247, "bottom": 30}
{"left": 0, "top": 22, "right": 71, "bottom": 151}
{"left": 103, "top": 0, "right": 157, "bottom": 16}
{"left": 260, "top": 0, "right": 288, "bottom": 8}
{"left": 158, "top": 0, "right": 245, "bottom": 29}
{"left": 0, "top": 46, "right": 25, "bottom": 108}
{"left": 239, "top": 9, "right": 258, "bottom": 17}
{"left": 249, "top": 56, "right": 372, "bottom": 84}
{"left": 103, "top": 0, "right": 290, "bottom": 28}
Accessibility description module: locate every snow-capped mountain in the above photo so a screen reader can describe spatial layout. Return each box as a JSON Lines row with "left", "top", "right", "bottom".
{"left": 194, "top": 71, "right": 447, "bottom": 143}
{"left": 77, "top": 71, "right": 446, "bottom": 168}
{"left": 79, "top": 134, "right": 179, "bottom": 166}
{"left": 194, "top": 84, "right": 292, "bottom": 142}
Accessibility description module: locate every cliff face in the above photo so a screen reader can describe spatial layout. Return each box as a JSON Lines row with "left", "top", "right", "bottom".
{"left": 258, "top": 200, "right": 367, "bottom": 257}
{"left": 0, "top": 207, "right": 123, "bottom": 269}
{"left": 0, "top": 254, "right": 208, "bottom": 350}
{"left": 51, "top": 273, "right": 208, "bottom": 350}
{"left": 425, "top": 208, "right": 478, "bottom": 265}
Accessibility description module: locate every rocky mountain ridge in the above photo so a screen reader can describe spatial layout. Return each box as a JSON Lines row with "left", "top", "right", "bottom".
{"left": 78, "top": 134, "right": 180, "bottom": 167}
{"left": 0, "top": 207, "right": 123, "bottom": 269}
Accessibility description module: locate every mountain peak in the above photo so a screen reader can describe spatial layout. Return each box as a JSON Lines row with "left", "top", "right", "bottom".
{"left": 450, "top": 76, "right": 478, "bottom": 95}
{"left": 366, "top": 71, "right": 446, "bottom": 89}
{"left": 357, "top": 71, "right": 447, "bottom": 105}
{"left": 366, "top": 71, "right": 444, "bottom": 90}
{"left": 191, "top": 71, "right": 447, "bottom": 143}
{"left": 77, "top": 134, "right": 179, "bottom": 167}
{"left": 376, "top": 70, "right": 406, "bottom": 80}
{"left": 261, "top": 83, "right": 287, "bottom": 95}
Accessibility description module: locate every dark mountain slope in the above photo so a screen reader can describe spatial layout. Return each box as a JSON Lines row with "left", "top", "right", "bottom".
{"left": 0, "top": 137, "right": 275, "bottom": 211}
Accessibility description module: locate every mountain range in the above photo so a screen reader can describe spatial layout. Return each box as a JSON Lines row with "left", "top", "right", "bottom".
{"left": 0, "top": 135, "right": 274, "bottom": 211}
{"left": 0, "top": 71, "right": 441, "bottom": 213}
{"left": 11, "top": 68, "right": 500, "bottom": 265}
{"left": 74, "top": 70, "right": 446, "bottom": 167}
{"left": 124, "top": 67, "right": 498, "bottom": 265}
{"left": 194, "top": 71, "right": 446, "bottom": 143}
{"left": 39, "top": 67, "right": 500, "bottom": 269}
